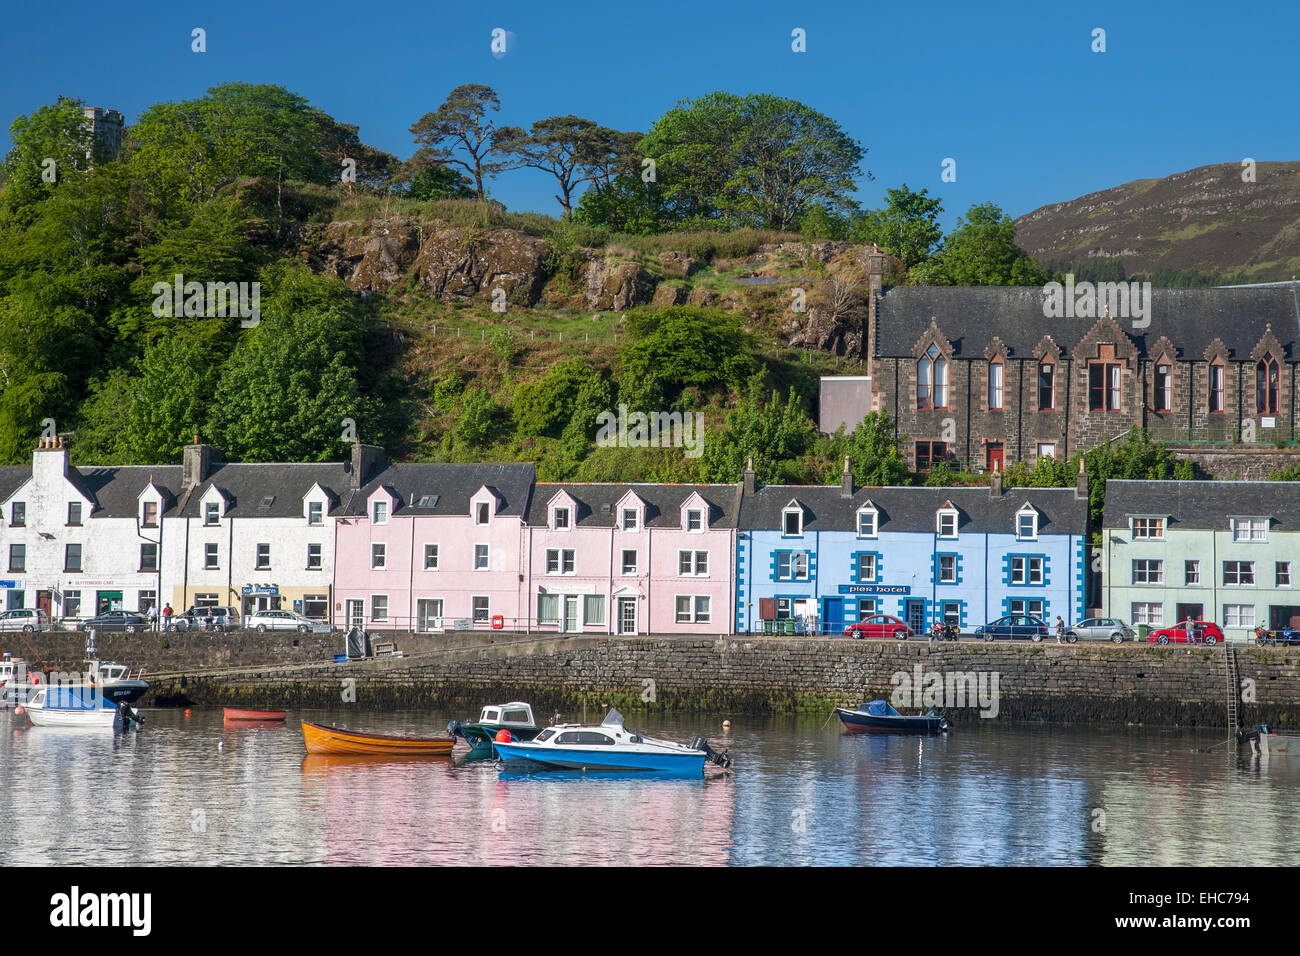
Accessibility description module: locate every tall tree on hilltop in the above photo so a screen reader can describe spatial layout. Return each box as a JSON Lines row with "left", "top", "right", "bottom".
{"left": 495, "top": 117, "right": 631, "bottom": 218}
{"left": 408, "top": 85, "right": 508, "bottom": 202}
{"left": 0, "top": 98, "right": 96, "bottom": 226}
{"left": 911, "top": 203, "right": 1052, "bottom": 286}
{"left": 640, "top": 91, "right": 867, "bottom": 230}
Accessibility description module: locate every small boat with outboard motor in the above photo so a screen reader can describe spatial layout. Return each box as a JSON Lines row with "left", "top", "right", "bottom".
{"left": 22, "top": 685, "right": 143, "bottom": 729}
{"left": 1240, "top": 724, "right": 1300, "bottom": 757}
{"left": 492, "top": 708, "right": 732, "bottom": 774}
{"left": 835, "top": 699, "right": 950, "bottom": 734}
{"left": 2, "top": 641, "right": 148, "bottom": 707}
{"left": 447, "top": 701, "right": 544, "bottom": 760}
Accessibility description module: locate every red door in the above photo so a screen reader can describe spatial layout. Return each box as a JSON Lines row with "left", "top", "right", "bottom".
{"left": 986, "top": 443, "right": 1004, "bottom": 472}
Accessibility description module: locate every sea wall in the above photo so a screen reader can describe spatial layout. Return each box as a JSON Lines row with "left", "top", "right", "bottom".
{"left": 16, "top": 630, "right": 1298, "bottom": 727}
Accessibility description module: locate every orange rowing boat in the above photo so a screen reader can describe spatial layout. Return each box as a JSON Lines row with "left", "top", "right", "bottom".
{"left": 301, "top": 720, "right": 456, "bottom": 756}
{"left": 224, "top": 708, "right": 287, "bottom": 722}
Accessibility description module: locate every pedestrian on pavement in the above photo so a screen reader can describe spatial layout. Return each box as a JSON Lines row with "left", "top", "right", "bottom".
{"left": 1056, "top": 616, "right": 1066, "bottom": 643}
{"left": 162, "top": 603, "right": 173, "bottom": 631}
{"left": 147, "top": 603, "right": 158, "bottom": 631}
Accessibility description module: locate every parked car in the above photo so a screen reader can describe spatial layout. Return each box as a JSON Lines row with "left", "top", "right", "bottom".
{"left": 1067, "top": 617, "right": 1133, "bottom": 643}
{"left": 246, "top": 609, "right": 330, "bottom": 634}
{"left": 973, "top": 615, "right": 1050, "bottom": 642}
{"left": 1148, "top": 620, "right": 1224, "bottom": 645}
{"left": 78, "top": 610, "right": 147, "bottom": 633}
{"left": 171, "top": 606, "right": 243, "bottom": 632}
{"left": 0, "top": 608, "right": 48, "bottom": 633}
{"left": 843, "top": 614, "right": 914, "bottom": 641}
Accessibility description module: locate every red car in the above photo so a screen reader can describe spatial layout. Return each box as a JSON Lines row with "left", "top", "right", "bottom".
{"left": 1146, "top": 620, "right": 1225, "bottom": 645}
{"left": 844, "top": 614, "right": 914, "bottom": 641}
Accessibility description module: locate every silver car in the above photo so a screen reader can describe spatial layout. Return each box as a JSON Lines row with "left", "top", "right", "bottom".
{"left": 1066, "top": 617, "right": 1132, "bottom": 643}
{"left": 246, "top": 610, "right": 330, "bottom": 634}
{"left": 0, "top": 608, "right": 48, "bottom": 632}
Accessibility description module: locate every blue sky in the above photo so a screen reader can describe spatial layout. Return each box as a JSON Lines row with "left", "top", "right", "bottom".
{"left": 3, "top": 0, "right": 1298, "bottom": 229}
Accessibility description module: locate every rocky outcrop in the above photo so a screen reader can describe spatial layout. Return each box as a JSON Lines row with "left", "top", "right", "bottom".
{"left": 584, "top": 258, "right": 655, "bottom": 310}
{"left": 652, "top": 283, "right": 688, "bottom": 307}
{"left": 307, "top": 218, "right": 422, "bottom": 292}
{"left": 414, "top": 227, "right": 549, "bottom": 305}
{"left": 658, "top": 251, "right": 701, "bottom": 278}
{"left": 756, "top": 240, "right": 854, "bottom": 264}
{"left": 785, "top": 306, "right": 863, "bottom": 356}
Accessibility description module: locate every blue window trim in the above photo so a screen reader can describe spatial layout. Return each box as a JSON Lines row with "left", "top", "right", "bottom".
{"left": 932, "top": 551, "right": 963, "bottom": 586}
{"left": 1003, "top": 552, "right": 1050, "bottom": 587}
{"left": 850, "top": 550, "right": 884, "bottom": 584}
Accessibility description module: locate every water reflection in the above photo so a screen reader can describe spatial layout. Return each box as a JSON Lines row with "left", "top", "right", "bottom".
{"left": 0, "top": 708, "right": 1296, "bottom": 866}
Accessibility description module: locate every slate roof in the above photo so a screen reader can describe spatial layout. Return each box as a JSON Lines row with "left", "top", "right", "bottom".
{"left": 873, "top": 285, "right": 1300, "bottom": 360}
{"left": 0, "top": 466, "right": 30, "bottom": 504}
{"left": 76, "top": 466, "right": 183, "bottom": 518}
{"left": 180, "top": 463, "right": 351, "bottom": 518}
{"left": 525, "top": 483, "right": 742, "bottom": 529}
{"left": 1103, "top": 480, "right": 1300, "bottom": 531}
{"left": 739, "top": 483, "right": 1088, "bottom": 536}
{"left": 342, "top": 462, "right": 535, "bottom": 518}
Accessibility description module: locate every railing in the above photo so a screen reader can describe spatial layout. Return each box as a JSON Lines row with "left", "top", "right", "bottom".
{"left": 1144, "top": 423, "right": 1300, "bottom": 447}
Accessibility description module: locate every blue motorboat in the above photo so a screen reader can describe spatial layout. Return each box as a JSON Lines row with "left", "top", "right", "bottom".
{"left": 492, "top": 709, "right": 731, "bottom": 774}
{"left": 835, "top": 699, "right": 949, "bottom": 734}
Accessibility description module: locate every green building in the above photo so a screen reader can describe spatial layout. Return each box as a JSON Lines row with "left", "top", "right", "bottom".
{"left": 1102, "top": 480, "right": 1300, "bottom": 641}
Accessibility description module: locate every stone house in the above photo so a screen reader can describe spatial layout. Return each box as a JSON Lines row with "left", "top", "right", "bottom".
{"left": 846, "top": 282, "right": 1300, "bottom": 471}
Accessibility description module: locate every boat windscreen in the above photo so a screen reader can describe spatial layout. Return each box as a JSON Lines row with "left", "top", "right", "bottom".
{"left": 601, "top": 708, "right": 625, "bottom": 727}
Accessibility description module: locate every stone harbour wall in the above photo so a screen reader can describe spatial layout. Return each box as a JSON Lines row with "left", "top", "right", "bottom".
{"left": 23, "top": 630, "right": 1294, "bottom": 727}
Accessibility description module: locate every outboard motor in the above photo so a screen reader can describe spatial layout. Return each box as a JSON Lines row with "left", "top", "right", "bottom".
{"left": 689, "top": 735, "right": 733, "bottom": 769}
{"left": 446, "top": 719, "right": 467, "bottom": 741}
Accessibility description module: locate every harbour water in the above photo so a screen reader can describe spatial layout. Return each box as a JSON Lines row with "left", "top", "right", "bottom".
{"left": 1, "top": 707, "right": 1295, "bottom": 866}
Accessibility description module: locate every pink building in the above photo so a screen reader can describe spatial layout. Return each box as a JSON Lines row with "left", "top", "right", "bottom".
{"left": 332, "top": 458, "right": 535, "bottom": 631}
{"left": 523, "top": 483, "right": 739, "bottom": 635}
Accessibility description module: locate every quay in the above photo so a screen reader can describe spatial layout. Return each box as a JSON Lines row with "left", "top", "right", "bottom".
{"left": 9, "top": 630, "right": 1300, "bottom": 726}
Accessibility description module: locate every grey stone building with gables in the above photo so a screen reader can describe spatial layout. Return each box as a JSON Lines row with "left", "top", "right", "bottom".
{"left": 852, "top": 282, "right": 1300, "bottom": 471}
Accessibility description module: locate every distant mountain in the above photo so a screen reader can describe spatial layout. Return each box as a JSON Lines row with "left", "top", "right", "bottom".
{"left": 1014, "top": 162, "right": 1300, "bottom": 284}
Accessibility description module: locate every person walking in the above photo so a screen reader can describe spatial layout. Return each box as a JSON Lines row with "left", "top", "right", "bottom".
{"left": 1055, "top": 616, "right": 1066, "bottom": 643}
{"left": 146, "top": 603, "right": 158, "bottom": 631}
{"left": 162, "top": 603, "right": 173, "bottom": 631}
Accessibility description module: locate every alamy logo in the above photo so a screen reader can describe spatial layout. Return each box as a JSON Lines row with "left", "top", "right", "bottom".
{"left": 150, "top": 273, "right": 261, "bottom": 327}
{"left": 594, "top": 405, "right": 705, "bottom": 458}
{"left": 890, "top": 664, "right": 1000, "bottom": 718}
{"left": 49, "top": 886, "right": 151, "bottom": 936}
{"left": 1042, "top": 273, "right": 1151, "bottom": 329}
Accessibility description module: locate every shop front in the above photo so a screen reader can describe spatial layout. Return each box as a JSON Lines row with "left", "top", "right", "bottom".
{"left": 0, "top": 579, "right": 24, "bottom": 611}
{"left": 241, "top": 584, "right": 282, "bottom": 617}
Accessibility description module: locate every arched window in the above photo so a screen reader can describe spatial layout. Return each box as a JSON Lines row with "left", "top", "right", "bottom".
{"left": 1208, "top": 361, "right": 1225, "bottom": 413}
{"left": 1257, "top": 353, "right": 1279, "bottom": 414}
{"left": 918, "top": 344, "right": 947, "bottom": 409}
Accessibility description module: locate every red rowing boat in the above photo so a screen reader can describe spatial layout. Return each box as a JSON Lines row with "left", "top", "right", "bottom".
{"left": 224, "top": 708, "right": 287, "bottom": 722}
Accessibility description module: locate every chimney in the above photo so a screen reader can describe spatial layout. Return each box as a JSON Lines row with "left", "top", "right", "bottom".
{"left": 350, "top": 442, "right": 387, "bottom": 492}
{"left": 1075, "top": 457, "right": 1088, "bottom": 500}
{"left": 989, "top": 462, "right": 1003, "bottom": 498}
{"left": 841, "top": 456, "right": 854, "bottom": 497}
{"left": 864, "top": 244, "right": 887, "bottom": 378}
{"left": 182, "top": 439, "right": 219, "bottom": 494}
{"left": 743, "top": 456, "right": 756, "bottom": 497}
{"left": 33, "top": 435, "right": 70, "bottom": 486}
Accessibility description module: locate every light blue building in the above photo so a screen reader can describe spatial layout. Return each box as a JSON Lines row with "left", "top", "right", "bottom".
{"left": 734, "top": 462, "right": 1089, "bottom": 634}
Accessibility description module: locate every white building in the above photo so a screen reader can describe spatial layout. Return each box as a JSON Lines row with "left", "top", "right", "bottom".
{"left": 0, "top": 438, "right": 178, "bottom": 622}
{"left": 159, "top": 443, "right": 350, "bottom": 620}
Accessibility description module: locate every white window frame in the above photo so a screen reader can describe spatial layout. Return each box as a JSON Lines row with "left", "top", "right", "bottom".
{"left": 1016, "top": 506, "right": 1038, "bottom": 540}
{"left": 1223, "top": 604, "right": 1255, "bottom": 628}
{"left": 685, "top": 508, "right": 704, "bottom": 532}
{"left": 1185, "top": 560, "right": 1200, "bottom": 585}
{"left": 552, "top": 506, "right": 570, "bottom": 530}
{"left": 1223, "top": 560, "right": 1255, "bottom": 587}
{"left": 424, "top": 544, "right": 439, "bottom": 571}
{"left": 1278, "top": 561, "right": 1292, "bottom": 588}
{"left": 372, "top": 500, "right": 388, "bottom": 524}
{"left": 937, "top": 508, "right": 958, "bottom": 539}
{"left": 621, "top": 549, "right": 637, "bottom": 575}
{"left": 1131, "top": 602, "right": 1163, "bottom": 626}
{"left": 307, "top": 543, "right": 322, "bottom": 570}
{"left": 1231, "top": 517, "right": 1268, "bottom": 542}
{"left": 1131, "top": 558, "right": 1164, "bottom": 585}
{"left": 307, "top": 501, "right": 323, "bottom": 526}
{"left": 857, "top": 506, "right": 878, "bottom": 537}
{"left": 371, "top": 543, "right": 386, "bottom": 570}
{"left": 678, "top": 550, "right": 709, "bottom": 576}
{"left": 472, "top": 596, "right": 490, "bottom": 622}
{"left": 475, "top": 501, "right": 491, "bottom": 525}
{"left": 782, "top": 508, "right": 803, "bottom": 537}
{"left": 858, "top": 552, "right": 877, "bottom": 583}
{"left": 370, "top": 595, "right": 388, "bottom": 622}
{"left": 255, "top": 543, "right": 271, "bottom": 570}
{"left": 621, "top": 508, "right": 638, "bottom": 532}
{"left": 1130, "top": 516, "right": 1165, "bottom": 540}
{"left": 204, "top": 502, "right": 220, "bottom": 526}
{"left": 204, "top": 542, "right": 219, "bottom": 569}
{"left": 937, "top": 554, "right": 957, "bottom": 584}
{"left": 474, "top": 544, "right": 490, "bottom": 571}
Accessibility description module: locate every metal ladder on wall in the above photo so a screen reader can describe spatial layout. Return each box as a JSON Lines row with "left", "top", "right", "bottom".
{"left": 1224, "top": 642, "right": 1240, "bottom": 739}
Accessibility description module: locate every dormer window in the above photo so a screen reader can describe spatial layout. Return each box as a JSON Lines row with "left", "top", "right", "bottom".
{"left": 1130, "top": 516, "right": 1165, "bottom": 540}
{"left": 204, "top": 502, "right": 220, "bottom": 525}
{"left": 686, "top": 508, "right": 703, "bottom": 532}
{"left": 373, "top": 500, "right": 388, "bottom": 524}
{"left": 475, "top": 501, "right": 490, "bottom": 525}
{"left": 308, "top": 501, "right": 323, "bottom": 525}
{"left": 1016, "top": 505, "right": 1038, "bottom": 540}
{"left": 1231, "top": 517, "right": 1268, "bottom": 543}
{"left": 142, "top": 501, "right": 158, "bottom": 527}
{"left": 553, "top": 506, "right": 570, "bottom": 530}
{"left": 621, "top": 508, "right": 638, "bottom": 532}
{"left": 857, "top": 503, "right": 878, "bottom": 537}
{"left": 937, "top": 505, "right": 958, "bottom": 538}
{"left": 782, "top": 506, "right": 802, "bottom": 537}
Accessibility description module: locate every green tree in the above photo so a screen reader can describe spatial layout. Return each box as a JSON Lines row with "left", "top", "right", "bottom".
{"left": 911, "top": 203, "right": 1052, "bottom": 286}
{"left": 403, "top": 157, "right": 475, "bottom": 200}
{"left": 495, "top": 117, "right": 627, "bottom": 218}
{"left": 0, "top": 98, "right": 96, "bottom": 226}
{"left": 818, "top": 411, "right": 910, "bottom": 487}
{"left": 698, "top": 384, "right": 819, "bottom": 483}
{"left": 616, "top": 306, "right": 756, "bottom": 408}
{"left": 640, "top": 91, "right": 867, "bottom": 230}
{"left": 409, "top": 85, "right": 508, "bottom": 202}
{"left": 851, "top": 185, "right": 943, "bottom": 269}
